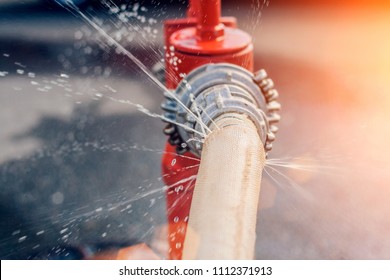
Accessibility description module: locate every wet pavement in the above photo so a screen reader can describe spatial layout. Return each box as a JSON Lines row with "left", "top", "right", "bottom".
{"left": 1, "top": 1, "right": 390, "bottom": 259}
{"left": 0, "top": 1, "right": 167, "bottom": 259}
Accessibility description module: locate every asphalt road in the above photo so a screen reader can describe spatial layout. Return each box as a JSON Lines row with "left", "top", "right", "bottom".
{"left": 1, "top": 1, "right": 390, "bottom": 259}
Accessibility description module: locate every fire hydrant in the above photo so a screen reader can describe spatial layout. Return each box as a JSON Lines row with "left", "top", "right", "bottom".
{"left": 161, "top": 0, "right": 280, "bottom": 259}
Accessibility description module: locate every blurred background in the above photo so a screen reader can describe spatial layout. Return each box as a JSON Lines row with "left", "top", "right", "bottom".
{"left": 0, "top": 0, "right": 389, "bottom": 259}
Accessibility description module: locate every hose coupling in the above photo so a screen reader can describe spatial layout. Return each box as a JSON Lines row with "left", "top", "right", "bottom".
{"left": 162, "top": 63, "right": 280, "bottom": 157}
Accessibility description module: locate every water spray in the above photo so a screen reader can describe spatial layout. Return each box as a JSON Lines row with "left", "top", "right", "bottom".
{"left": 161, "top": 0, "right": 280, "bottom": 259}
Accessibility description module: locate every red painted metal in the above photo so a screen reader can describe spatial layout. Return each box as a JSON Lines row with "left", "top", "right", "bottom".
{"left": 196, "top": 0, "right": 224, "bottom": 41}
{"left": 162, "top": 0, "right": 254, "bottom": 259}
{"left": 163, "top": 4, "right": 236, "bottom": 89}
{"left": 187, "top": 0, "right": 200, "bottom": 18}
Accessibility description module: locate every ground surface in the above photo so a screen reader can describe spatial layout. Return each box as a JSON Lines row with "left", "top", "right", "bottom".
{"left": 0, "top": 1, "right": 389, "bottom": 259}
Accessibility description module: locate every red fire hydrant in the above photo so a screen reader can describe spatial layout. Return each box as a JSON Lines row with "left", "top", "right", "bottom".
{"left": 161, "top": 0, "right": 255, "bottom": 260}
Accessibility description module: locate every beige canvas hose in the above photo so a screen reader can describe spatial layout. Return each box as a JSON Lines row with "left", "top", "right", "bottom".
{"left": 182, "top": 113, "right": 266, "bottom": 259}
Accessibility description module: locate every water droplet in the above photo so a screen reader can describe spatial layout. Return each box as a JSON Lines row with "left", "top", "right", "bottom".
{"left": 175, "top": 243, "right": 182, "bottom": 249}
{"left": 74, "top": 30, "right": 83, "bottom": 40}
{"left": 110, "top": 6, "right": 120, "bottom": 13}
{"left": 80, "top": 66, "right": 89, "bottom": 74}
{"left": 173, "top": 216, "right": 179, "bottom": 223}
{"left": 174, "top": 185, "right": 184, "bottom": 193}
{"left": 102, "top": 232, "right": 107, "bottom": 237}
{"left": 36, "top": 230, "right": 45, "bottom": 236}
{"left": 16, "top": 69, "right": 24, "bottom": 75}
{"left": 104, "top": 85, "right": 117, "bottom": 93}
{"left": 18, "top": 236, "right": 27, "bottom": 243}
{"left": 103, "top": 67, "right": 112, "bottom": 77}
{"left": 15, "top": 62, "right": 26, "bottom": 68}
{"left": 51, "top": 192, "right": 64, "bottom": 205}
{"left": 171, "top": 158, "right": 177, "bottom": 166}
{"left": 83, "top": 46, "right": 92, "bottom": 54}
{"left": 94, "top": 66, "right": 102, "bottom": 75}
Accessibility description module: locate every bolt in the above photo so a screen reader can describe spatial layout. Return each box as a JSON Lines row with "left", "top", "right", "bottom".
{"left": 195, "top": 142, "right": 202, "bottom": 151}
{"left": 268, "top": 113, "right": 281, "bottom": 124}
{"left": 267, "top": 131, "right": 276, "bottom": 142}
{"left": 163, "top": 125, "right": 175, "bottom": 135}
{"left": 267, "top": 101, "right": 281, "bottom": 112}
{"left": 265, "top": 142, "right": 273, "bottom": 151}
{"left": 164, "top": 112, "right": 176, "bottom": 121}
{"left": 265, "top": 89, "right": 279, "bottom": 102}
{"left": 260, "top": 78, "right": 274, "bottom": 92}
{"left": 253, "top": 69, "right": 267, "bottom": 83}
{"left": 161, "top": 101, "right": 177, "bottom": 112}
{"left": 270, "top": 125, "right": 279, "bottom": 134}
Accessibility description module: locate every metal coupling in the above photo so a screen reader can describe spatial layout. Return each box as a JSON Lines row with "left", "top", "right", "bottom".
{"left": 161, "top": 63, "right": 280, "bottom": 157}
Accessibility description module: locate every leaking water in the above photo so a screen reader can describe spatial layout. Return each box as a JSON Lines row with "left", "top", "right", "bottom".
{"left": 1, "top": 0, "right": 390, "bottom": 260}
{"left": 1, "top": 1, "right": 342, "bottom": 257}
